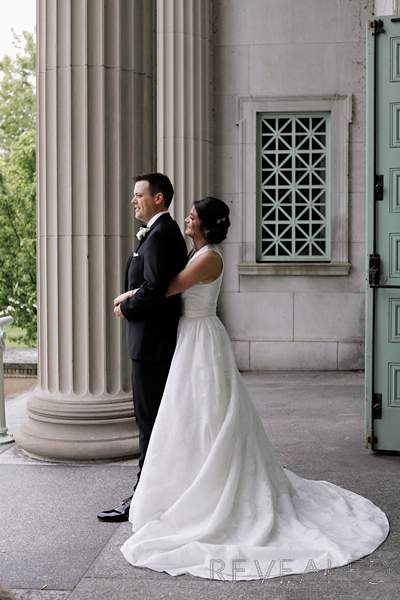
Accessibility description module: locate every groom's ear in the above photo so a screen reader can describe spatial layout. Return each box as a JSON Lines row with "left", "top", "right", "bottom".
{"left": 154, "top": 192, "right": 166, "bottom": 208}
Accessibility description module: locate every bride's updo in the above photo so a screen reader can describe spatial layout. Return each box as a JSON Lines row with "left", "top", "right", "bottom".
{"left": 193, "top": 197, "right": 231, "bottom": 244}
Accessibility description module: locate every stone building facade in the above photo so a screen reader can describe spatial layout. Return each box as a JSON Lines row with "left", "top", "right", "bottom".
{"left": 214, "top": 0, "right": 368, "bottom": 371}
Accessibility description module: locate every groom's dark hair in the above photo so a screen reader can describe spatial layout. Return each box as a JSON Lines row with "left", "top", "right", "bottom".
{"left": 133, "top": 172, "right": 174, "bottom": 208}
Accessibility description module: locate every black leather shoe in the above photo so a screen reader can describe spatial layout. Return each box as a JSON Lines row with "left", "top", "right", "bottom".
{"left": 97, "top": 495, "right": 132, "bottom": 522}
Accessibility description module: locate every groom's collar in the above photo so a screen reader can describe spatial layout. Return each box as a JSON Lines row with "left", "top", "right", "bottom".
{"left": 146, "top": 210, "right": 170, "bottom": 229}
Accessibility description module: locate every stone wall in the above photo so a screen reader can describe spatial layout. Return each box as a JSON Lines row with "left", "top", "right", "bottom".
{"left": 212, "top": 0, "right": 374, "bottom": 370}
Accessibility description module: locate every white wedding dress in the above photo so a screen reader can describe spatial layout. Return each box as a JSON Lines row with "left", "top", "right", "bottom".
{"left": 120, "top": 244, "right": 390, "bottom": 581}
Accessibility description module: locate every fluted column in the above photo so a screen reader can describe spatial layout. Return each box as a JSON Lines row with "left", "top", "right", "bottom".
{"left": 157, "top": 0, "right": 212, "bottom": 226}
{"left": 15, "top": 0, "right": 155, "bottom": 460}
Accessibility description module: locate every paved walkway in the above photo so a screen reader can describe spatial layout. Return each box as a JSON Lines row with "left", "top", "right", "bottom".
{"left": 0, "top": 372, "right": 398, "bottom": 600}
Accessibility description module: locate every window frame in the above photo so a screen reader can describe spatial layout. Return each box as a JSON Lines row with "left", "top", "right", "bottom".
{"left": 256, "top": 110, "right": 332, "bottom": 263}
{"left": 236, "top": 95, "right": 352, "bottom": 276}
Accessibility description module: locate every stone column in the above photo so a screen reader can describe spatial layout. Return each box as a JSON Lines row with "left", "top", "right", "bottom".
{"left": 15, "top": 0, "right": 155, "bottom": 460}
{"left": 157, "top": 0, "right": 212, "bottom": 226}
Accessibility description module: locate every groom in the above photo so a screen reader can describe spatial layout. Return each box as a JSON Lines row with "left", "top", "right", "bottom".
{"left": 97, "top": 173, "right": 187, "bottom": 522}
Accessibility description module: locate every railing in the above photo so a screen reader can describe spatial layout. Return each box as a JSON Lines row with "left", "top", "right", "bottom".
{"left": 0, "top": 316, "right": 14, "bottom": 444}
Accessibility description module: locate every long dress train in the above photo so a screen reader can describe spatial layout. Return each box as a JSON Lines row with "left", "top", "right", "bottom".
{"left": 120, "top": 244, "right": 390, "bottom": 581}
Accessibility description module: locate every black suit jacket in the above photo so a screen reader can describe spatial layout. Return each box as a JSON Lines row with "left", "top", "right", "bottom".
{"left": 120, "top": 212, "right": 188, "bottom": 361}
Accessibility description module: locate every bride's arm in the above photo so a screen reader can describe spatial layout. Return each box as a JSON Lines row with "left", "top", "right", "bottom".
{"left": 166, "top": 251, "right": 222, "bottom": 297}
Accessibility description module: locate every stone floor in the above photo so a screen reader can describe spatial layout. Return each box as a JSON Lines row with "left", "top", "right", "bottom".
{"left": 0, "top": 372, "right": 398, "bottom": 600}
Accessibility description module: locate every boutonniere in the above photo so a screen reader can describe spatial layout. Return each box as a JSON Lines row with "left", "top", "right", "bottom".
{"left": 136, "top": 226, "right": 151, "bottom": 241}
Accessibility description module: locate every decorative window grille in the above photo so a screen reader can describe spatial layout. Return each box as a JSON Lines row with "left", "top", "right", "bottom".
{"left": 256, "top": 112, "right": 331, "bottom": 261}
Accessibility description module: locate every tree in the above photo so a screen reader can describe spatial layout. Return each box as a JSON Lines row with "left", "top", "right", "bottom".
{"left": 0, "top": 31, "right": 36, "bottom": 345}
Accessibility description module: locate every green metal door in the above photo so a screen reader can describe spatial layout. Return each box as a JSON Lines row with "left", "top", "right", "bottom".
{"left": 365, "top": 16, "right": 400, "bottom": 452}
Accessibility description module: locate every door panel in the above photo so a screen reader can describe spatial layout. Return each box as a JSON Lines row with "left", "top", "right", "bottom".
{"left": 366, "top": 16, "right": 400, "bottom": 452}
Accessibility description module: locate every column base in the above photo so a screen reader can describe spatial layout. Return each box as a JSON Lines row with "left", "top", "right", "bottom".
{"left": 14, "top": 388, "right": 139, "bottom": 461}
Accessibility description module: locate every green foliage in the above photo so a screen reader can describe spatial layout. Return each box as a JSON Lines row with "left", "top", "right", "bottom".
{"left": 0, "top": 31, "right": 36, "bottom": 346}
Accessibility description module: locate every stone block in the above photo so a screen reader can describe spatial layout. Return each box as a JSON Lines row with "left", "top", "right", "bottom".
{"left": 220, "top": 242, "right": 240, "bottom": 292}
{"left": 338, "top": 342, "right": 365, "bottom": 370}
{"left": 213, "top": 0, "right": 348, "bottom": 46}
{"left": 336, "top": 41, "right": 366, "bottom": 94}
{"left": 250, "top": 341, "right": 338, "bottom": 370}
{"left": 294, "top": 292, "right": 365, "bottom": 341}
{"left": 232, "top": 341, "right": 250, "bottom": 371}
{"left": 249, "top": 43, "right": 339, "bottom": 96}
{"left": 219, "top": 292, "right": 293, "bottom": 340}
{"left": 214, "top": 45, "right": 249, "bottom": 96}
{"left": 350, "top": 193, "right": 366, "bottom": 243}
{"left": 213, "top": 144, "right": 239, "bottom": 195}
{"left": 213, "top": 94, "right": 238, "bottom": 146}
{"left": 349, "top": 142, "right": 366, "bottom": 195}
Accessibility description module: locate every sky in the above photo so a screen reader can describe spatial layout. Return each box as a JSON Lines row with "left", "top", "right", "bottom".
{"left": 0, "top": 0, "right": 36, "bottom": 60}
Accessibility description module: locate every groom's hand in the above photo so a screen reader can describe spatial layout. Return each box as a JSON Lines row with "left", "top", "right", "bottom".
{"left": 114, "top": 289, "right": 139, "bottom": 317}
{"left": 114, "top": 292, "right": 130, "bottom": 306}
{"left": 114, "top": 304, "right": 123, "bottom": 317}
{"left": 114, "top": 290, "right": 138, "bottom": 307}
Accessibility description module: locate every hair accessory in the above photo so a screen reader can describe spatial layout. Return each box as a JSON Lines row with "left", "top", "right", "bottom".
{"left": 216, "top": 217, "right": 226, "bottom": 224}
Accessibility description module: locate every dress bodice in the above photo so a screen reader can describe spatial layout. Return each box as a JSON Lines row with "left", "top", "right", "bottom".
{"left": 181, "top": 244, "right": 224, "bottom": 318}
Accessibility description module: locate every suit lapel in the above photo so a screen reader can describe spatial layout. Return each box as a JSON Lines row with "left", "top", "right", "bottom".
{"left": 136, "top": 212, "right": 172, "bottom": 252}
{"left": 126, "top": 212, "right": 172, "bottom": 282}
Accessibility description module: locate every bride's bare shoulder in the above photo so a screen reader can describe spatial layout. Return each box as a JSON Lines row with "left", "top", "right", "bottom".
{"left": 195, "top": 249, "right": 223, "bottom": 281}
{"left": 205, "top": 248, "right": 223, "bottom": 265}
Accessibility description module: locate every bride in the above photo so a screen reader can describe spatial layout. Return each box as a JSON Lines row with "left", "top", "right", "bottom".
{"left": 120, "top": 197, "right": 390, "bottom": 581}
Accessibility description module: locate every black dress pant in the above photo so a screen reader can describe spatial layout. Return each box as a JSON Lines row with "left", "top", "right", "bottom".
{"left": 131, "top": 359, "right": 171, "bottom": 491}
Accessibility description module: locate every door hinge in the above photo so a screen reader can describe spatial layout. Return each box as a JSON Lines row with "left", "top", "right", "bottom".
{"left": 375, "top": 174, "right": 384, "bottom": 200}
{"left": 368, "top": 253, "right": 381, "bottom": 287}
{"left": 371, "top": 19, "right": 385, "bottom": 35}
{"left": 367, "top": 435, "right": 378, "bottom": 446}
{"left": 372, "top": 393, "right": 382, "bottom": 419}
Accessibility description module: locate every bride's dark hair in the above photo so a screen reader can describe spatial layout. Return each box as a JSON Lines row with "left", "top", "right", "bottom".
{"left": 193, "top": 197, "right": 231, "bottom": 244}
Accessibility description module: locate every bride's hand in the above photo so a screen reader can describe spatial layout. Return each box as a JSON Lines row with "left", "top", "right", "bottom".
{"left": 113, "top": 289, "right": 138, "bottom": 306}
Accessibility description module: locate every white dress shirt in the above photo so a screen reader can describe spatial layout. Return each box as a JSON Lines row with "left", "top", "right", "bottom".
{"left": 146, "top": 210, "right": 169, "bottom": 229}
